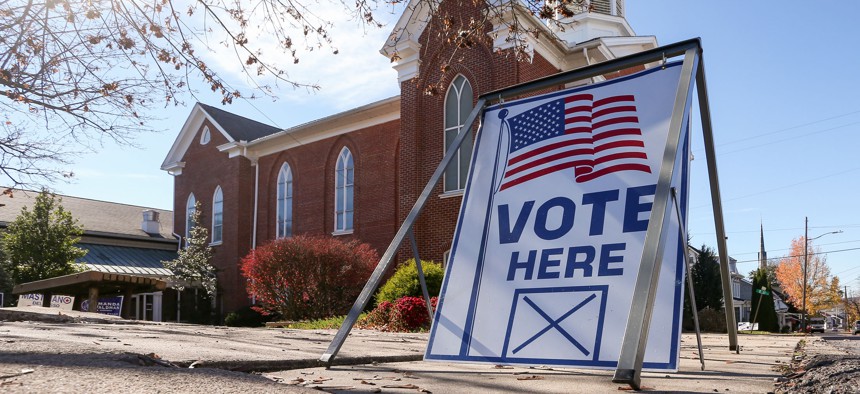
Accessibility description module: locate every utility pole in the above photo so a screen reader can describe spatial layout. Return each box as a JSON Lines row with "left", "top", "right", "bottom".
{"left": 802, "top": 217, "right": 808, "bottom": 332}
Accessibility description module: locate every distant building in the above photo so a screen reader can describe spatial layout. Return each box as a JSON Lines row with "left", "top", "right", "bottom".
{"left": 0, "top": 190, "right": 196, "bottom": 322}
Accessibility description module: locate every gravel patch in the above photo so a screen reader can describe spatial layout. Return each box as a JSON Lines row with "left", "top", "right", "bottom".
{"left": 774, "top": 337, "right": 860, "bottom": 394}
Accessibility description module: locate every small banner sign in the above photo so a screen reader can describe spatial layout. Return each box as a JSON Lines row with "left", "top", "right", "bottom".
{"left": 17, "top": 293, "right": 43, "bottom": 307}
{"left": 50, "top": 295, "right": 75, "bottom": 310}
{"left": 426, "top": 63, "right": 690, "bottom": 371}
{"left": 81, "top": 296, "right": 124, "bottom": 316}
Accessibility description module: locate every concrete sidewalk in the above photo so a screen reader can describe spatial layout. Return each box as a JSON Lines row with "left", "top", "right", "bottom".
{"left": 273, "top": 333, "right": 798, "bottom": 393}
{"left": 1, "top": 307, "right": 799, "bottom": 393}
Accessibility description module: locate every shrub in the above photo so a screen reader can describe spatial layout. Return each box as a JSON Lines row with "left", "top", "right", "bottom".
{"left": 224, "top": 305, "right": 273, "bottom": 327}
{"left": 240, "top": 235, "right": 378, "bottom": 321}
{"left": 375, "top": 259, "right": 443, "bottom": 305}
{"left": 360, "top": 296, "right": 438, "bottom": 332}
{"left": 360, "top": 301, "right": 395, "bottom": 331}
{"left": 697, "top": 307, "right": 728, "bottom": 333}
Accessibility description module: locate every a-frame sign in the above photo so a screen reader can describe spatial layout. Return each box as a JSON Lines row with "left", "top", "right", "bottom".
{"left": 321, "top": 38, "right": 737, "bottom": 390}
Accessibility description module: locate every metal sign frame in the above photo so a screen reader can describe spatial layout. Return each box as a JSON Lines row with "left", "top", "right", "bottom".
{"left": 321, "top": 38, "right": 735, "bottom": 390}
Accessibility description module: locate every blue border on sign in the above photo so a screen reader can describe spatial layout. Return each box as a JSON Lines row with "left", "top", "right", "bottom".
{"left": 426, "top": 61, "right": 688, "bottom": 370}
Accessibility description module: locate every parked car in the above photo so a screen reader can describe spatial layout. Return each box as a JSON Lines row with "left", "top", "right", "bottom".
{"left": 853, "top": 320, "right": 860, "bottom": 335}
{"left": 808, "top": 317, "right": 826, "bottom": 333}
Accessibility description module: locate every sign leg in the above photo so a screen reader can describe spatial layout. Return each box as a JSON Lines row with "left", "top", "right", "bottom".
{"left": 612, "top": 48, "right": 699, "bottom": 389}
{"left": 696, "top": 58, "right": 738, "bottom": 352}
{"left": 672, "top": 188, "right": 705, "bottom": 371}
{"left": 409, "top": 230, "right": 434, "bottom": 322}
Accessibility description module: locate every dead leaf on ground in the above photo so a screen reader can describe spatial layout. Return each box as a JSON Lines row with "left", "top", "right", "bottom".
{"left": 0, "top": 368, "right": 35, "bottom": 379}
{"left": 383, "top": 383, "right": 420, "bottom": 389}
{"left": 516, "top": 375, "right": 544, "bottom": 381}
{"left": 312, "top": 385, "right": 354, "bottom": 391}
{"left": 353, "top": 375, "right": 382, "bottom": 381}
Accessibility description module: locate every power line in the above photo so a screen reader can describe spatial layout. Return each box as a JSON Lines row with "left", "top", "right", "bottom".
{"left": 720, "top": 239, "right": 860, "bottom": 258}
{"left": 716, "top": 121, "right": 860, "bottom": 156}
{"left": 692, "top": 109, "right": 860, "bottom": 154}
{"left": 690, "top": 165, "right": 860, "bottom": 210}
{"left": 732, "top": 246, "right": 860, "bottom": 264}
{"left": 693, "top": 224, "right": 860, "bottom": 236}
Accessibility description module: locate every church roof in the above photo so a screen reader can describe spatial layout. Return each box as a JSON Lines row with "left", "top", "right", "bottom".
{"left": 197, "top": 103, "right": 281, "bottom": 142}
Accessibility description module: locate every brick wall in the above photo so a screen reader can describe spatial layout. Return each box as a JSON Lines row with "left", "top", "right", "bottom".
{"left": 173, "top": 120, "right": 254, "bottom": 313}
{"left": 397, "top": 0, "right": 561, "bottom": 263}
{"left": 255, "top": 121, "right": 400, "bottom": 256}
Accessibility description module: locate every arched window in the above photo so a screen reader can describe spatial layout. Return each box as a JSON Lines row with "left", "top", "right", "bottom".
{"left": 334, "top": 147, "right": 354, "bottom": 233}
{"left": 276, "top": 163, "right": 293, "bottom": 238}
{"left": 200, "top": 126, "right": 211, "bottom": 145}
{"left": 212, "top": 186, "right": 223, "bottom": 244}
{"left": 185, "top": 193, "right": 196, "bottom": 240}
{"left": 443, "top": 75, "right": 473, "bottom": 192}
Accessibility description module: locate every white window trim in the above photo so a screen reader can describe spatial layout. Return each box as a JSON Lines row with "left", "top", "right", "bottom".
{"left": 200, "top": 126, "right": 211, "bottom": 145}
{"left": 334, "top": 147, "right": 354, "bottom": 233}
{"left": 439, "top": 189, "right": 464, "bottom": 199}
{"left": 443, "top": 74, "right": 473, "bottom": 193}
{"left": 277, "top": 163, "right": 293, "bottom": 238}
{"left": 185, "top": 193, "right": 196, "bottom": 241}
{"left": 211, "top": 186, "right": 223, "bottom": 244}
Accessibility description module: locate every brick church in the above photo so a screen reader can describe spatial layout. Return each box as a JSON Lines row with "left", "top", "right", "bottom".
{"left": 161, "top": 0, "right": 657, "bottom": 315}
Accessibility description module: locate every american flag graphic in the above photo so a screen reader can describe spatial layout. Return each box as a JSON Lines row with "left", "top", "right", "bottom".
{"left": 498, "top": 93, "right": 651, "bottom": 191}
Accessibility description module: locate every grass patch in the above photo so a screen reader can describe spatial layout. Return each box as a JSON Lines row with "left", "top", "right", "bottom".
{"left": 269, "top": 314, "right": 366, "bottom": 330}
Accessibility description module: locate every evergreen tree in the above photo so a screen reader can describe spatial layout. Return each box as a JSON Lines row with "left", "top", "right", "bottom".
{"left": 0, "top": 262, "right": 12, "bottom": 306}
{"left": 751, "top": 268, "right": 780, "bottom": 332}
{"left": 0, "top": 190, "right": 86, "bottom": 284}
{"left": 162, "top": 202, "right": 217, "bottom": 297}
{"left": 691, "top": 245, "right": 724, "bottom": 312}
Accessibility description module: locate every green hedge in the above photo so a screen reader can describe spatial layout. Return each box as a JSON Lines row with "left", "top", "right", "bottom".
{"left": 375, "top": 259, "right": 443, "bottom": 305}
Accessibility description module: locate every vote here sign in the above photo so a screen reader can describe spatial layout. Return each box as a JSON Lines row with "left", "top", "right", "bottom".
{"left": 426, "top": 62, "right": 690, "bottom": 371}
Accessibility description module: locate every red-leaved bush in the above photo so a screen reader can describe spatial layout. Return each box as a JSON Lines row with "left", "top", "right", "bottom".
{"left": 240, "top": 235, "right": 378, "bottom": 320}
{"left": 360, "top": 296, "right": 438, "bottom": 332}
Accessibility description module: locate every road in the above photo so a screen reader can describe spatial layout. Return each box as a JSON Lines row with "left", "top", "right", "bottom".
{"left": 820, "top": 331, "right": 860, "bottom": 354}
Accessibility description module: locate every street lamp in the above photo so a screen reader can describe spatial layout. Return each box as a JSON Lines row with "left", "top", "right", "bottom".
{"left": 802, "top": 216, "right": 842, "bottom": 332}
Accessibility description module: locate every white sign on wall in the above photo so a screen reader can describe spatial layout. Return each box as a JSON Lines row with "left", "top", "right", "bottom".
{"left": 17, "top": 293, "right": 43, "bottom": 307}
{"left": 50, "top": 295, "right": 75, "bottom": 310}
{"left": 426, "top": 63, "right": 691, "bottom": 371}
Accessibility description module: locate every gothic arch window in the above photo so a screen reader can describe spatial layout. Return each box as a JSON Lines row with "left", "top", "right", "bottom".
{"left": 276, "top": 163, "right": 293, "bottom": 238}
{"left": 334, "top": 147, "right": 354, "bottom": 233}
{"left": 212, "top": 186, "right": 223, "bottom": 244}
{"left": 443, "top": 75, "right": 473, "bottom": 192}
{"left": 200, "top": 126, "right": 211, "bottom": 145}
{"left": 185, "top": 193, "right": 196, "bottom": 241}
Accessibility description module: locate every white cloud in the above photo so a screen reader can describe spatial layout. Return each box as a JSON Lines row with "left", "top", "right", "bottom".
{"left": 200, "top": 3, "right": 404, "bottom": 115}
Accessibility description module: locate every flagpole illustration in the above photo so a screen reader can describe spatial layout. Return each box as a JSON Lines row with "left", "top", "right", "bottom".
{"left": 458, "top": 108, "right": 510, "bottom": 356}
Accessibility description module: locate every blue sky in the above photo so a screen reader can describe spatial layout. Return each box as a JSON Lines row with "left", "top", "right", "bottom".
{"left": 51, "top": 1, "right": 860, "bottom": 289}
